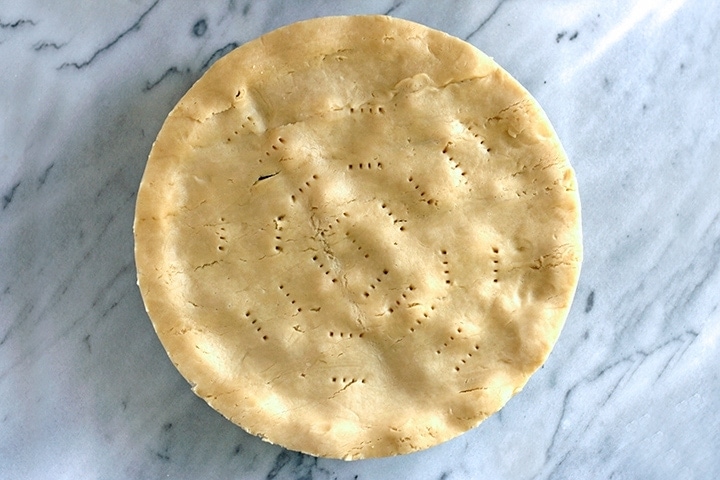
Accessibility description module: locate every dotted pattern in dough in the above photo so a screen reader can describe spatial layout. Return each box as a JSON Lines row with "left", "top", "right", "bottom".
{"left": 134, "top": 15, "right": 582, "bottom": 460}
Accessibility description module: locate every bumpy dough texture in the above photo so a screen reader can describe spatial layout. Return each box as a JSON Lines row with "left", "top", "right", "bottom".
{"left": 134, "top": 15, "right": 582, "bottom": 460}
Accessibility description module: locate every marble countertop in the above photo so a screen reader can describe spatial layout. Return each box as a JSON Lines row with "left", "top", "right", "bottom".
{"left": 2, "top": 1, "right": 718, "bottom": 478}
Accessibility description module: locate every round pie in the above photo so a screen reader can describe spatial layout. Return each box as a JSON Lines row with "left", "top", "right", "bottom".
{"left": 134, "top": 15, "right": 582, "bottom": 460}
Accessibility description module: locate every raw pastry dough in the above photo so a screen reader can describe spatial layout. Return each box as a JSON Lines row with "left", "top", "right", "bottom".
{"left": 134, "top": 15, "right": 582, "bottom": 459}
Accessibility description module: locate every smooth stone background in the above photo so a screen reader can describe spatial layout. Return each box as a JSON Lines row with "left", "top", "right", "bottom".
{"left": 1, "top": 1, "right": 718, "bottom": 478}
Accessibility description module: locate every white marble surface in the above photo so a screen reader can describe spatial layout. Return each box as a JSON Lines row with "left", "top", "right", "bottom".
{"left": 1, "top": 0, "right": 719, "bottom": 478}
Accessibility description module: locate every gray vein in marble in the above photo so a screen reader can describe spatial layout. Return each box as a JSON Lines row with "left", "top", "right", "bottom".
{"left": 200, "top": 41, "right": 240, "bottom": 71}
{"left": 33, "top": 40, "right": 65, "bottom": 51}
{"left": 464, "top": 0, "right": 506, "bottom": 41}
{"left": 0, "top": 257, "right": 136, "bottom": 381}
{"left": 143, "top": 66, "right": 192, "bottom": 92}
{"left": 37, "top": 162, "right": 54, "bottom": 186}
{"left": 192, "top": 18, "right": 208, "bottom": 37}
{"left": 384, "top": 0, "right": 404, "bottom": 16}
{"left": 58, "top": 0, "right": 161, "bottom": 70}
{"left": 0, "top": 169, "right": 138, "bottom": 379}
{"left": 0, "top": 17, "right": 36, "bottom": 29}
{"left": 274, "top": 451, "right": 341, "bottom": 480}
{"left": 615, "top": 211, "right": 720, "bottom": 344}
{"left": 1, "top": 181, "right": 20, "bottom": 210}
{"left": 545, "top": 329, "right": 700, "bottom": 467}
{"left": 555, "top": 30, "right": 579, "bottom": 43}
{"left": 218, "top": 0, "right": 251, "bottom": 26}
{"left": 584, "top": 289, "right": 595, "bottom": 313}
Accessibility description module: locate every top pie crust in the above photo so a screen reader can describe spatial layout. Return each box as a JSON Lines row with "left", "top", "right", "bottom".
{"left": 134, "top": 15, "right": 582, "bottom": 459}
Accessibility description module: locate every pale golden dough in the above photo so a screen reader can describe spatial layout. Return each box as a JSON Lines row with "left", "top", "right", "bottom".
{"left": 134, "top": 15, "right": 582, "bottom": 459}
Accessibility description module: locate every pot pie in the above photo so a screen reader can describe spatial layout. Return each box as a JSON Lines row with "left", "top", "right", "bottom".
{"left": 134, "top": 15, "right": 582, "bottom": 460}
